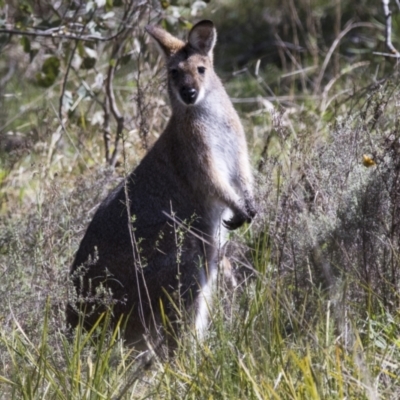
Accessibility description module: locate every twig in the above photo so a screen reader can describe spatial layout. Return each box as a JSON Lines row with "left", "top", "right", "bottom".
{"left": 58, "top": 39, "right": 80, "bottom": 121}
{"left": 274, "top": 33, "right": 309, "bottom": 84}
{"left": 49, "top": 102, "right": 89, "bottom": 169}
{"left": 314, "top": 21, "right": 375, "bottom": 94}
{"left": 334, "top": 0, "right": 341, "bottom": 76}
{"left": 320, "top": 61, "right": 370, "bottom": 112}
{"left": 57, "top": 8, "right": 96, "bottom": 147}
{"left": 57, "top": 2, "right": 82, "bottom": 121}
{"left": 373, "top": 51, "right": 400, "bottom": 58}
{"left": 0, "top": 26, "right": 130, "bottom": 43}
{"left": 135, "top": 52, "right": 150, "bottom": 150}
{"left": 103, "top": 96, "right": 112, "bottom": 163}
{"left": 103, "top": 0, "right": 141, "bottom": 166}
{"left": 0, "top": 59, "right": 16, "bottom": 88}
{"left": 106, "top": 57, "right": 125, "bottom": 168}
{"left": 162, "top": 211, "right": 213, "bottom": 246}
{"left": 71, "top": 69, "right": 112, "bottom": 161}
{"left": 382, "top": 0, "right": 400, "bottom": 55}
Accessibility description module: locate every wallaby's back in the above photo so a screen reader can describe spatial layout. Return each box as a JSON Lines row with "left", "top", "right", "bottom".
{"left": 66, "top": 20, "right": 256, "bottom": 347}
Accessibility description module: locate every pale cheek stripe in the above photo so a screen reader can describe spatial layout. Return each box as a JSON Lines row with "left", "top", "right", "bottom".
{"left": 172, "top": 86, "right": 205, "bottom": 106}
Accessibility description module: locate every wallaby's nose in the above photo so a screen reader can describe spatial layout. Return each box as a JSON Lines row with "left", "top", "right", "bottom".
{"left": 180, "top": 87, "right": 197, "bottom": 105}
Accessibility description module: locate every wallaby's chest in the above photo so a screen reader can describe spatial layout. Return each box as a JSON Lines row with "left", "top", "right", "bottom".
{"left": 205, "top": 115, "right": 240, "bottom": 177}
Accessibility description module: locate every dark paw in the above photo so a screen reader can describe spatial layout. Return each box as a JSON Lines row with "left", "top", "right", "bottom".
{"left": 223, "top": 210, "right": 250, "bottom": 231}
{"left": 223, "top": 216, "right": 245, "bottom": 230}
{"left": 223, "top": 195, "right": 257, "bottom": 231}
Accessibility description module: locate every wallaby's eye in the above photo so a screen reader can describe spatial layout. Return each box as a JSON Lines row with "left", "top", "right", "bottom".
{"left": 197, "top": 66, "right": 206, "bottom": 74}
{"left": 170, "top": 68, "right": 179, "bottom": 78}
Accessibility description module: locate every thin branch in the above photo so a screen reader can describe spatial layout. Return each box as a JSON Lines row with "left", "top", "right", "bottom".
{"left": 135, "top": 50, "right": 150, "bottom": 150}
{"left": 105, "top": 27, "right": 129, "bottom": 166}
{"left": 59, "top": 39, "right": 79, "bottom": 121}
{"left": 0, "top": 59, "right": 16, "bottom": 88}
{"left": 103, "top": 0, "right": 140, "bottom": 166}
{"left": 382, "top": 0, "right": 400, "bottom": 55}
{"left": 314, "top": 21, "right": 375, "bottom": 94}
{"left": 320, "top": 61, "right": 370, "bottom": 112}
{"left": 103, "top": 95, "right": 112, "bottom": 163}
{"left": 0, "top": 25, "right": 130, "bottom": 43}
{"left": 71, "top": 68, "right": 112, "bottom": 162}
{"left": 334, "top": 0, "right": 341, "bottom": 76}
{"left": 106, "top": 58, "right": 125, "bottom": 168}
{"left": 373, "top": 51, "right": 400, "bottom": 58}
{"left": 58, "top": 8, "right": 96, "bottom": 139}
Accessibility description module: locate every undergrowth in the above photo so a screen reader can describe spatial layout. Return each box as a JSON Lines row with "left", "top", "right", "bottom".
{"left": 1, "top": 1, "right": 400, "bottom": 397}
{"left": 1, "top": 76, "right": 400, "bottom": 398}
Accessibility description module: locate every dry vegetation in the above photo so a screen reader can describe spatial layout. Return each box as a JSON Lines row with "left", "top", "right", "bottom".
{"left": 1, "top": 0, "right": 400, "bottom": 398}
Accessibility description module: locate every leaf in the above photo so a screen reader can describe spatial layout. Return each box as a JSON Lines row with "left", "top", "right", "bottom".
{"left": 85, "top": 1, "right": 95, "bottom": 13}
{"left": 120, "top": 53, "right": 131, "bottom": 65}
{"left": 29, "top": 49, "right": 38, "bottom": 63}
{"left": 18, "top": 3, "right": 32, "bottom": 14}
{"left": 106, "top": 0, "right": 114, "bottom": 12}
{"left": 161, "top": 0, "right": 170, "bottom": 9}
{"left": 93, "top": 73, "right": 104, "bottom": 90}
{"left": 102, "top": 11, "right": 115, "bottom": 20}
{"left": 20, "top": 36, "right": 30, "bottom": 53}
{"left": 82, "top": 57, "right": 96, "bottom": 70}
{"left": 77, "top": 84, "right": 88, "bottom": 99}
{"left": 81, "top": 46, "right": 98, "bottom": 70}
{"left": 191, "top": 1, "right": 207, "bottom": 16}
{"left": 84, "top": 47, "right": 98, "bottom": 59}
{"left": 61, "top": 90, "right": 73, "bottom": 112}
{"left": 36, "top": 56, "right": 60, "bottom": 88}
{"left": 77, "top": 41, "right": 85, "bottom": 57}
{"left": 42, "top": 56, "right": 60, "bottom": 76}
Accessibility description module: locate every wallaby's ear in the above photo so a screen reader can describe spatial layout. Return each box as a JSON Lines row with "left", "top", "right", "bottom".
{"left": 145, "top": 24, "right": 185, "bottom": 58}
{"left": 188, "top": 20, "right": 217, "bottom": 57}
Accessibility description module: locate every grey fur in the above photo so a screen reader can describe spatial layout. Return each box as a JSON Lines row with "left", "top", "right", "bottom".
{"left": 66, "top": 20, "right": 256, "bottom": 348}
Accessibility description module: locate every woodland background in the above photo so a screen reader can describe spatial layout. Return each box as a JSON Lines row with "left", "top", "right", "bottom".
{"left": 1, "top": 0, "right": 400, "bottom": 398}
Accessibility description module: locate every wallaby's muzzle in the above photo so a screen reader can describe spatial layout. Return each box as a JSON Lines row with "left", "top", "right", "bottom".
{"left": 180, "top": 86, "right": 198, "bottom": 105}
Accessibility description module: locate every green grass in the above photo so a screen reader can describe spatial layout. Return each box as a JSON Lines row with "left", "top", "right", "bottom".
{"left": 2, "top": 264, "right": 399, "bottom": 398}
{"left": 2, "top": 1, "right": 400, "bottom": 397}
{"left": 2, "top": 79, "right": 400, "bottom": 398}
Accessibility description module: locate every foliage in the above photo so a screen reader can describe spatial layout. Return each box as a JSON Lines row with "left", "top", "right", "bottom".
{"left": 1, "top": 0, "right": 400, "bottom": 399}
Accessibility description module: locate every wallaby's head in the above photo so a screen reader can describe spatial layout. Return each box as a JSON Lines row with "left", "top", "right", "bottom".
{"left": 146, "top": 20, "right": 217, "bottom": 106}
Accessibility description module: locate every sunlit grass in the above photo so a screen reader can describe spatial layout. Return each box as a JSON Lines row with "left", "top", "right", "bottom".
{"left": 1, "top": 2, "right": 400, "bottom": 397}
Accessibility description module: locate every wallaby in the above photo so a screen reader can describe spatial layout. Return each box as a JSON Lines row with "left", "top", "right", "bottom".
{"left": 66, "top": 20, "right": 256, "bottom": 348}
